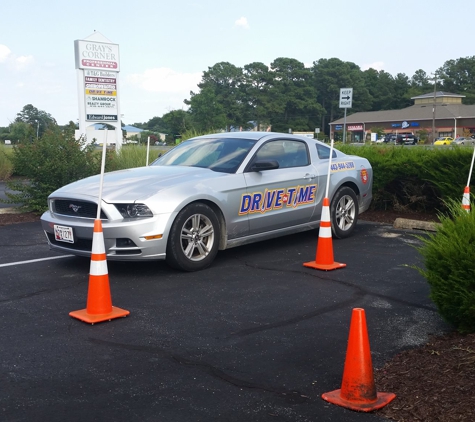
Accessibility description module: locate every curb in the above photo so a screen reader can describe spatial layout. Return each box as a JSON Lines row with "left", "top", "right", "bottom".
{"left": 0, "top": 207, "right": 23, "bottom": 215}
{"left": 393, "top": 218, "right": 439, "bottom": 232}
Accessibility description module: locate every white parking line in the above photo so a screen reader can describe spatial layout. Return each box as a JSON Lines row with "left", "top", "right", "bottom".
{"left": 0, "top": 255, "right": 74, "bottom": 268}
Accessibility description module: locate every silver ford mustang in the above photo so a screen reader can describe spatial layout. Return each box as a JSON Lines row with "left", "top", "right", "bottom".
{"left": 40, "top": 132, "right": 372, "bottom": 271}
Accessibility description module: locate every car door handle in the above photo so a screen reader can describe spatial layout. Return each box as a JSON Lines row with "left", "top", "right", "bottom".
{"left": 304, "top": 173, "right": 317, "bottom": 180}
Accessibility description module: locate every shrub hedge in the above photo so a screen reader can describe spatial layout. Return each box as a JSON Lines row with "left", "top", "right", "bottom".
{"left": 337, "top": 144, "right": 474, "bottom": 214}
{"left": 4, "top": 129, "right": 101, "bottom": 212}
{"left": 415, "top": 198, "right": 475, "bottom": 333}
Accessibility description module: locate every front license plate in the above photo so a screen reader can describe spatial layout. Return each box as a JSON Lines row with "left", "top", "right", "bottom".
{"left": 54, "top": 225, "right": 74, "bottom": 243}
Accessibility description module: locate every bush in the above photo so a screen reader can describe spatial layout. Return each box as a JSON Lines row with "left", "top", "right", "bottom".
{"left": 106, "top": 144, "right": 162, "bottom": 171}
{"left": 0, "top": 144, "right": 14, "bottom": 179}
{"left": 337, "top": 145, "right": 473, "bottom": 213}
{"left": 415, "top": 198, "right": 475, "bottom": 333}
{"left": 4, "top": 129, "right": 101, "bottom": 213}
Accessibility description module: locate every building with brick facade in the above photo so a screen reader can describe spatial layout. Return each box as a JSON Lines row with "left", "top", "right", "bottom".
{"left": 329, "top": 92, "right": 475, "bottom": 143}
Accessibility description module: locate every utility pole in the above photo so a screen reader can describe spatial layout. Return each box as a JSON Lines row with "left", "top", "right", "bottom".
{"left": 431, "top": 73, "right": 438, "bottom": 143}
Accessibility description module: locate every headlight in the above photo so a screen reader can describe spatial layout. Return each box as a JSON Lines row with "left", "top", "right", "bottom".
{"left": 115, "top": 203, "right": 153, "bottom": 218}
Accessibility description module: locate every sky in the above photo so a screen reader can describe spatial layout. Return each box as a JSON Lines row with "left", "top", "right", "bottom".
{"left": 1, "top": 0, "right": 473, "bottom": 128}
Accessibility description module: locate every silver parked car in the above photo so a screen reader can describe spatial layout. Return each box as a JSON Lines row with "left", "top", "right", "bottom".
{"left": 453, "top": 137, "right": 475, "bottom": 146}
{"left": 41, "top": 132, "right": 373, "bottom": 271}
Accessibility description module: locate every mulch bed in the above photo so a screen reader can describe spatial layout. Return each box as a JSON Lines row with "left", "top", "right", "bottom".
{"left": 374, "top": 332, "right": 475, "bottom": 421}
{"left": 1, "top": 208, "right": 473, "bottom": 421}
{"left": 0, "top": 211, "right": 41, "bottom": 226}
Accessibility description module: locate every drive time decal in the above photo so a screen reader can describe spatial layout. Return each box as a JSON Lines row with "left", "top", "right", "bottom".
{"left": 239, "top": 185, "right": 317, "bottom": 215}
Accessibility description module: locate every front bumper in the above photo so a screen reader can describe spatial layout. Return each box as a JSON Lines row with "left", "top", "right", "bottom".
{"left": 40, "top": 211, "right": 175, "bottom": 261}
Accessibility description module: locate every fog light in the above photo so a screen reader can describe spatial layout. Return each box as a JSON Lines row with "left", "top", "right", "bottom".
{"left": 116, "top": 238, "right": 137, "bottom": 247}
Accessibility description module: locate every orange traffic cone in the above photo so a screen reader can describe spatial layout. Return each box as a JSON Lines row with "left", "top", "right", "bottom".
{"left": 322, "top": 308, "right": 396, "bottom": 412}
{"left": 70, "top": 219, "right": 130, "bottom": 324}
{"left": 462, "top": 186, "right": 470, "bottom": 212}
{"left": 303, "top": 197, "right": 346, "bottom": 271}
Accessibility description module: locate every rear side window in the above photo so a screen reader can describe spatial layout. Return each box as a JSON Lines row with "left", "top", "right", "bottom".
{"left": 316, "top": 143, "right": 337, "bottom": 159}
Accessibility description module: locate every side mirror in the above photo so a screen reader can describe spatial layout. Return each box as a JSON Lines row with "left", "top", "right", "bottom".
{"left": 250, "top": 160, "right": 279, "bottom": 171}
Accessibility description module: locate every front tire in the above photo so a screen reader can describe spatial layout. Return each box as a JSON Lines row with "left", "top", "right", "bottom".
{"left": 330, "top": 187, "right": 359, "bottom": 239}
{"left": 166, "top": 203, "right": 220, "bottom": 272}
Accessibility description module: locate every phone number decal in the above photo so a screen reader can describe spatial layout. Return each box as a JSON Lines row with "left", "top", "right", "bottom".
{"left": 331, "top": 161, "right": 355, "bottom": 172}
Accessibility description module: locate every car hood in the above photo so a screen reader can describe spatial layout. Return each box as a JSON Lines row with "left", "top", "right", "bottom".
{"left": 50, "top": 166, "right": 224, "bottom": 202}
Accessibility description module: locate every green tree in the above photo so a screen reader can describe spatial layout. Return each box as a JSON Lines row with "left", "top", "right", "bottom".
{"left": 363, "top": 69, "right": 395, "bottom": 111}
{"left": 14, "top": 104, "right": 57, "bottom": 138}
{"left": 242, "top": 62, "right": 273, "bottom": 130}
{"left": 187, "top": 87, "right": 227, "bottom": 132}
{"left": 437, "top": 56, "right": 475, "bottom": 104}
{"left": 143, "top": 116, "right": 168, "bottom": 133}
{"left": 267, "top": 57, "right": 321, "bottom": 133}
{"left": 195, "top": 62, "right": 248, "bottom": 131}
{"left": 62, "top": 121, "right": 77, "bottom": 138}
{"left": 312, "top": 58, "right": 371, "bottom": 135}
{"left": 392, "top": 73, "right": 412, "bottom": 109}
{"left": 161, "top": 109, "right": 192, "bottom": 140}
{"left": 8, "top": 121, "right": 33, "bottom": 143}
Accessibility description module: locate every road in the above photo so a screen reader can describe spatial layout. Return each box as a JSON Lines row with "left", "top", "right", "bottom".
{"left": 0, "top": 219, "right": 449, "bottom": 421}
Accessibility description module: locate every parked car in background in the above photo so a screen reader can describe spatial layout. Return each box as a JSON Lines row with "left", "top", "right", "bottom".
{"left": 453, "top": 137, "right": 475, "bottom": 146}
{"left": 396, "top": 133, "right": 418, "bottom": 145}
{"left": 383, "top": 134, "right": 397, "bottom": 144}
{"left": 434, "top": 137, "right": 454, "bottom": 145}
{"left": 40, "top": 132, "right": 373, "bottom": 271}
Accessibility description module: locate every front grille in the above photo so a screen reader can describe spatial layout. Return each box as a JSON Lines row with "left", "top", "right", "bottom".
{"left": 46, "top": 232, "right": 93, "bottom": 251}
{"left": 53, "top": 199, "right": 107, "bottom": 219}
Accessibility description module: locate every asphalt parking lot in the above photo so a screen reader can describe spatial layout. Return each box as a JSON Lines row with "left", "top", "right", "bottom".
{"left": 0, "top": 218, "right": 450, "bottom": 422}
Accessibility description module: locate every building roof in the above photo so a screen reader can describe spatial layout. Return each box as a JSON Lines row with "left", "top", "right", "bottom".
{"left": 330, "top": 103, "right": 475, "bottom": 125}
{"left": 122, "top": 125, "right": 144, "bottom": 132}
{"left": 411, "top": 91, "right": 465, "bottom": 100}
{"left": 92, "top": 124, "right": 144, "bottom": 132}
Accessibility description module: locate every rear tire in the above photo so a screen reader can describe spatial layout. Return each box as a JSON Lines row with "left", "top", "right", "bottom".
{"left": 330, "top": 187, "right": 359, "bottom": 239}
{"left": 166, "top": 203, "right": 220, "bottom": 272}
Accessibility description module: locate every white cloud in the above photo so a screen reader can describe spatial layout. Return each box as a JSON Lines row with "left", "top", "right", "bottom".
{"left": 13, "top": 55, "right": 34, "bottom": 70}
{"left": 362, "top": 61, "right": 385, "bottom": 71}
{"left": 235, "top": 17, "right": 249, "bottom": 29}
{"left": 0, "top": 45, "right": 11, "bottom": 62}
{"left": 126, "top": 67, "right": 202, "bottom": 94}
{"left": 0, "top": 45, "right": 34, "bottom": 70}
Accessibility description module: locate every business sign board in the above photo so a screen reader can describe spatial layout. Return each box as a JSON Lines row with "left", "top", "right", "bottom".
{"left": 392, "top": 121, "right": 420, "bottom": 128}
{"left": 75, "top": 34, "right": 121, "bottom": 125}
{"left": 347, "top": 124, "right": 363, "bottom": 131}
{"left": 84, "top": 69, "right": 118, "bottom": 121}
{"left": 74, "top": 40, "right": 120, "bottom": 71}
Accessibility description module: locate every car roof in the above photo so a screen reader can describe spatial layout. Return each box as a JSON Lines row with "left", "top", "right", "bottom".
{"left": 193, "top": 131, "right": 322, "bottom": 143}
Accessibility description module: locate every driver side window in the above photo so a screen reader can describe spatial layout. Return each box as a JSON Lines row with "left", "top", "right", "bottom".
{"left": 254, "top": 140, "right": 309, "bottom": 169}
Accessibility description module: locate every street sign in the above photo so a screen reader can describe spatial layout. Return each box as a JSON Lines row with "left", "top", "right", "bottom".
{"left": 339, "top": 88, "right": 353, "bottom": 108}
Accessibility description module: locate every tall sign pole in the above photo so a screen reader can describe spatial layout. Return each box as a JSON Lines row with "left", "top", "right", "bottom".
{"left": 74, "top": 32, "right": 122, "bottom": 150}
{"left": 339, "top": 88, "right": 353, "bottom": 143}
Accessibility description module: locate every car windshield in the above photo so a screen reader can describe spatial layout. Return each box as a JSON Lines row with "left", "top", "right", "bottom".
{"left": 151, "top": 137, "right": 257, "bottom": 173}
